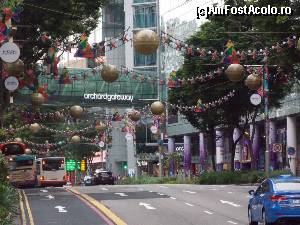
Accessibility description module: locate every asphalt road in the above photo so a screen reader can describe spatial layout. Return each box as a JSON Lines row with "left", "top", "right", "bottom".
{"left": 72, "top": 184, "right": 257, "bottom": 225}
{"left": 21, "top": 187, "right": 113, "bottom": 225}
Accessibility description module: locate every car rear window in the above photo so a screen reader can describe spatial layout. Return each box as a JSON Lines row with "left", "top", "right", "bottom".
{"left": 274, "top": 181, "right": 300, "bottom": 191}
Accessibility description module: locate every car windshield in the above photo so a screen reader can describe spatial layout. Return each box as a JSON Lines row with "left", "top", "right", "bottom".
{"left": 274, "top": 180, "right": 300, "bottom": 191}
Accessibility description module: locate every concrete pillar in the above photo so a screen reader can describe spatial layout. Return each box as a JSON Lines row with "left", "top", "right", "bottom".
{"left": 126, "top": 133, "right": 137, "bottom": 177}
{"left": 233, "top": 128, "right": 242, "bottom": 170}
{"left": 184, "top": 135, "right": 191, "bottom": 176}
{"left": 251, "top": 124, "right": 260, "bottom": 169}
{"left": 269, "top": 121, "right": 277, "bottom": 169}
{"left": 168, "top": 137, "right": 175, "bottom": 176}
{"left": 216, "top": 129, "right": 224, "bottom": 171}
{"left": 287, "top": 117, "right": 297, "bottom": 175}
{"left": 199, "top": 132, "right": 206, "bottom": 171}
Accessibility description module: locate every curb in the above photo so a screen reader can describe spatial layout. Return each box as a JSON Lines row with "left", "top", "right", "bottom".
{"left": 67, "top": 188, "right": 127, "bottom": 225}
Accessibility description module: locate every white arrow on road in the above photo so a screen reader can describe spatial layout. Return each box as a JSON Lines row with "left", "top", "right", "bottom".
{"left": 101, "top": 187, "right": 108, "bottom": 191}
{"left": 139, "top": 202, "right": 156, "bottom": 210}
{"left": 115, "top": 193, "right": 128, "bottom": 197}
{"left": 46, "top": 195, "right": 54, "bottom": 199}
{"left": 220, "top": 200, "right": 241, "bottom": 207}
{"left": 55, "top": 206, "right": 67, "bottom": 213}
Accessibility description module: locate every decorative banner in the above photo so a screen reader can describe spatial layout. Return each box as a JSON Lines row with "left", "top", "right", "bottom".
{"left": 74, "top": 33, "right": 94, "bottom": 58}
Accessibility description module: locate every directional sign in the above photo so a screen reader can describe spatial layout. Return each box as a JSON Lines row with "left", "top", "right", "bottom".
{"left": 55, "top": 206, "right": 67, "bottom": 213}
{"left": 114, "top": 193, "right": 128, "bottom": 197}
{"left": 220, "top": 200, "right": 241, "bottom": 207}
{"left": 66, "top": 159, "right": 76, "bottom": 171}
{"left": 139, "top": 202, "right": 156, "bottom": 210}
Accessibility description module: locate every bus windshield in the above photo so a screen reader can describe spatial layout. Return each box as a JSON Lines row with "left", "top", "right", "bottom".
{"left": 2, "top": 143, "right": 24, "bottom": 155}
{"left": 42, "top": 158, "right": 65, "bottom": 171}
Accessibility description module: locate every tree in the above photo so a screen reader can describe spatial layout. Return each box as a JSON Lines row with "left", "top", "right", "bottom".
{"left": 168, "top": 0, "right": 298, "bottom": 171}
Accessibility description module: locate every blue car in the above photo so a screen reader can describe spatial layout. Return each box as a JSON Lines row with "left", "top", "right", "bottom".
{"left": 248, "top": 175, "right": 300, "bottom": 225}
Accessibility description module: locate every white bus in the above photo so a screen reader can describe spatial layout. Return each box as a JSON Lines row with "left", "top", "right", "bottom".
{"left": 37, "top": 157, "right": 67, "bottom": 187}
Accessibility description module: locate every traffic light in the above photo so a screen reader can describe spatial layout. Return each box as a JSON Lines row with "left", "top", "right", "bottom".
{"left": 123, "top": 162, "right": 127, "bottom": 169}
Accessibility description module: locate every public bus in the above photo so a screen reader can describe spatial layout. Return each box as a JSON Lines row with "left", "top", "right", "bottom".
{"left": 37, "top": 157, "right": 67, "bottom": 187}
{"left": 0, "top": 142, "right": 37, "bottom": 187}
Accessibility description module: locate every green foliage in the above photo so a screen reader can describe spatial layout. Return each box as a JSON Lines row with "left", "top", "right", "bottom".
{"left": 17, "top": 0, "right": 107, "bottom": 65}
{"left": 0, "top": 154, "right": 18, "bottom": 225}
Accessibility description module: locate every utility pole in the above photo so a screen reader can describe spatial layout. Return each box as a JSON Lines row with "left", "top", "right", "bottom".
{"left": 264, "top": 64, "right": 270, "bottom": 177}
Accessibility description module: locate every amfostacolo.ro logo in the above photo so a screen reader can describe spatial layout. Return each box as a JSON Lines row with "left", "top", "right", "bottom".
{"left": 84, "top": 93, "right": 134, "bottom": 102}
{"left": 197, "top": 5, "right": 293, "bottom": 19}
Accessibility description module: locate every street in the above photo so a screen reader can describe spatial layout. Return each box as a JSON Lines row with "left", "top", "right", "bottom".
{"left": 20, "top": 184, "right": 256, "bottom": 225}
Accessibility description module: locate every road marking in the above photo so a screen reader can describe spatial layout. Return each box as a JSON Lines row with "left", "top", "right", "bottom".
{"left": 102, "top": 187, "right": 108, "bottom": 191}
{"left": 220, "top": 200, "right": 241, "bottom": 207}
{"left": 46, "top": 195, "right": 55, "bottom": 199}
{"left": 159, "top": 185, "right": 168, "bottom": 188}
{"left": 170, "top": 197, "right": 176, "bottom": 200}
{"left": 157, "top": 193, "right": 165, "bottom": 196}
{"left": 204, "top": 210, "right": 213, "bottom": 215}
{"left": 139, "top": 202, "right": 156, "bottom": 210}
{"left": 227, "top": 221, "right": 237, "bottom": 224}
{"left": 183, "top": 190, "right": 196, "bottom": 194}
{"left": 55, "top": 206, "right": 68, "bottom": 213}
{"left": 221, "top": 185, "right": 225, "bottom": 188}
{"left": 185, "top": 203, "right": 194, "bottom": 207}
{"left": 22, "top": 190, "right": 35, "bottom": 225}
{"left": 227, "top": 192, "right": 233, "bottom": 194}
{"left": 18, "top": 190, "right": 26, "bottom": 225}
{"left": 212, "top": 188, "right": 217, "bottom": 191}
{"left": 148, "top": 190, "right": 153, "bottom": 193}
{"left": 40, "top": 189, "right": 48, "bottom": 193}
{"left": 114, "top": 193, "right": 128, "bottom": 197}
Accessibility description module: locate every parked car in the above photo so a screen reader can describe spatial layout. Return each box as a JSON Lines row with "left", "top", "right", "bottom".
{"left": 248, "top": 175, "right": 300, "bottom": 225}
{"left": 93, "top": 169, "right": 115, "bottom": 185}
{"left": 83, "top": 175, "right": 93, "bottom": 186}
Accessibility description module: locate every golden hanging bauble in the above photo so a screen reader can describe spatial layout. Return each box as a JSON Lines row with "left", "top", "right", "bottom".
{"left": 101, "top": 64, "right": 119, "bottom": 83}
{"left": 31, "top": 93, "right": 45, "bottom": 106}
{"left": 244, "top": 74, "right": 262, "bottom": 90}
{"left": 150, "top": 101, "right": 165, "bottom": 115}
{"left": 14, "top": 138, "right": 22, "bottom": 143}
{"left": 30, "top": 123, "right": 41, "bottom": 134}
{"left": 95, "top": 122, "right": 107, "bottom": 131}
{"left": 133, "top": 29, "right": 159, "bottom": 55}
{"left": 225, "top": 64, "right": 245, "bottom": 82}
{"left": 129, "top": 110, "right": 141, "bottom": 121}
{"left": 24, "top": 148, "right": 32, "bottom": 154}
{"left": 4, "top": 59, "right": 24, "bottom": 75}
{"left": 69, "top": 105, "right": 84, "bottom": 118}
{"left": 71, "top": 135, "right": 81, "bottom": 144}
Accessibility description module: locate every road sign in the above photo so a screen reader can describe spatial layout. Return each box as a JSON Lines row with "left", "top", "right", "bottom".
{"left": 272, "top": 143, "right": 283, "bottom": 153}
{"left": 287, "top": 147, "right": 296, "bottom": 156}
{"left": 66, "top": 159, "right": 76, "bottom": 171}
{"left": 0, "top": 42, "right": 20, "bottom": 63}
{"left": 4, "top": 76, "right": 19, "bottom": 91}
{"left": 150, "top": 125, "right": 158, "bottom": 134}
{"left": 250, "top": 94, "right": 262, "bottom": 106}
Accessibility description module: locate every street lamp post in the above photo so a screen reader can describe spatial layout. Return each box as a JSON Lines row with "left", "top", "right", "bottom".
{"left": 263, "top": 65, "right": 270, "bottom": 177}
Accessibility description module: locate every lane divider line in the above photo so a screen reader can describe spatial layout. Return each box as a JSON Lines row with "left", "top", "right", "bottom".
{"left": 18, "top": 190, "right": 26, "bottom": 225}
{"left": 185, "top": 203, "right": 194, "bottom": 207}
{"left": 204, "top": 210, "right": 213, "bottom": 215}
{"left": 227, "top": 221, "right": 237, "bottom": 224}
{"left": 22, "top": 190, "right": 35, "bottom": 225}
{"left": 67, "top": 188, "right": 127, "bottom": 225}
{"left": 170, "top": 197, "right": 176, "bottom": 200}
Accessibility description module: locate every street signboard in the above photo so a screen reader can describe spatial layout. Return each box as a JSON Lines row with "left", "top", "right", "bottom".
{"left": 250, "top": 94, "right": 262, "bottom": 106}
{"left": 66, "top": 159, "right": 76, "bottom": 171}
{"left": 288, "top": 147, "right": 296, "bottom": 156}
{"left": 4, "top": 76, "right": 19, "bottom": 91}
{"left": 272, "top": 143, "right": 283, "bottom": 153}
{"left": 0, "top": 42, "right": 20, "bottom": 63}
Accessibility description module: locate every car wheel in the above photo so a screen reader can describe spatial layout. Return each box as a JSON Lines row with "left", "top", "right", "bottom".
{"left": 248, "top": 208, "right": 258, "bottom": 225}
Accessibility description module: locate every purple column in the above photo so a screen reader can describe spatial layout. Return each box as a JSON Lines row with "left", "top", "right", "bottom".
{"left": 184, "top": 135, "right": 191, "bottom": 176}
{"left": 216, "top": 129, "right": 224, "bottom": 171}
{"left": 199, "top": 133, "right": 206, "bottom": 172}
{"left": 168, "top": 137, "right": 175, "bottom": 176}
{"left": 233, "top": 128, "right": 242, "bottom": 170}
{"left": 251, "top": 125, "right": 260, "bottom": 169}
{"left": 269, "top": 121, "right": 277, "bottom": 169}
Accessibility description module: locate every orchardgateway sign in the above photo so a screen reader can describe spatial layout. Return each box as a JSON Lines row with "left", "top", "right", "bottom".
{"left": 84, "top": 93, "right": 133, "bottom": 102}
